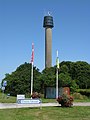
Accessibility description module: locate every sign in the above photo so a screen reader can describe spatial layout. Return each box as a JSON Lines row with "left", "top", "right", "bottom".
{"left": 2, "top": 86, "right": 5, "bottom": 91}
{"left": 17, "top": 99, "right": 41, "bottom": 104}
{"left": 3, "top": 80, "right": 7, "bottom": 87}
{"left": 17, "top": 95, "right": 25, "bottom": 100}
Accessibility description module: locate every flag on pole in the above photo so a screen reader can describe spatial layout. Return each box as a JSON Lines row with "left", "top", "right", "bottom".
{"left": 56, "top": 57, "right": 59, "bottom": 69}
{"left": 56, "top": 50, "right": 59, "bottom": 69}
{"left": 31, "top": 43, "right": 34, "bottom": 63}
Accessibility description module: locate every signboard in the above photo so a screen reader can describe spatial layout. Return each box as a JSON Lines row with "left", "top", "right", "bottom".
{"left": 3, "top": 80, "right": 7, "bottom": 87}
{"left": 17, "top": 95, "right": 25, "bottom": 100}
{"left": 17, "top": 99, "right": 41, "bottom": 104}
{"left": 2, "top": 86, "right": 5, "bottom": 91}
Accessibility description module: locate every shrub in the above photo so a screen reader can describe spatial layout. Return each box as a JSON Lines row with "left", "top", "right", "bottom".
{"left": 72, "top": 92, "right": 87, "bottom": 100}
{"left": 70, "top": 80, "right": 79, "bottom": 93}
{"left": 25, "top": 93, "right": 31, "bottom": 98}
{"left": 77, "top": 89, "right": 90, "bottom": 97}
{"left": 31, "top": 92, "right": 41, "bottom": 99}
{"left": 56, "top": 94, "right": 74, "bottom": 107}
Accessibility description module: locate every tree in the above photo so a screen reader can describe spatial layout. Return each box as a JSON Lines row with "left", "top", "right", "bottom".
{"left": 60, "top": 61, "right": 90, "bottom": 89}
{"left": 73, "top": 61, "right": 90, "bottom": 88}
{"left": 41, "top": 67, "right": 56, "bottom": 87}
{"left": 58, "top": 73, "right": 72, "bottom": 87}
{"left": 70, "top": 80, "right": 79, "bottom": 93}
{"left": 60, "top": 65, "right": 69, "bottom": 74}
{"left": 2, "top": 61, "right": 90, "bottom": 96}
{"left": 2, "top": 62, "right": 41, "bottom": 96}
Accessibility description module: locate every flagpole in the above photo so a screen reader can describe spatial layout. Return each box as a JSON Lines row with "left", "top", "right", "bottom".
{"left": 56, "top": 50, "right": 59, "bottom": 99}
{"left": 31, "top": 61, "right": 33, "bottom": 96}
{"left": 30, "top": 43, "right": 34, "bottom": 97}
{"left": 56, "top": 66, "right": 58, "bottom": 98}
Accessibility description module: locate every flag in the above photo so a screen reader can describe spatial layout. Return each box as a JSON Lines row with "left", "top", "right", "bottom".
{"left": 56, "top": 50, "right": 59, "bottom": 69}
{"left": 56, "top": 57, "right": 59, "bottom": 69}
{"left": 31, "top": 43, "right": 34, "bottom": 63}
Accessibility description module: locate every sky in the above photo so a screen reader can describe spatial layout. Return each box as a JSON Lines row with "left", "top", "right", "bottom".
{"left": 0, "top": 0, "right": 90, "bottom": 83}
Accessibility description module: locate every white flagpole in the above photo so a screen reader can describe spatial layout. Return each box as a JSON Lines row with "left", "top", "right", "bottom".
{"left": 31, "top": 61, "right": 33, "bottom": 96}
{"left": 56, "top": 50, "right": 59, "bottom": 99}
{"left": 30, "top": 43, "right": 34, "bottom": 98}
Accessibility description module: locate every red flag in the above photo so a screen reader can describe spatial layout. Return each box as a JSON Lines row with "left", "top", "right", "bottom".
{"left": 31, "top": 43, "right": 34, "bottom": 63}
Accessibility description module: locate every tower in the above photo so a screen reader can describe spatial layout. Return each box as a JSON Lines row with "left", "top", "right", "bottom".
{"left": 43, "top": 14, "right": 54, "bottom": 68}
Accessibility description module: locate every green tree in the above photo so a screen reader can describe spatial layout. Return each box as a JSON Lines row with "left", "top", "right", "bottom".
{"left": 2, "top": 61, "right": 90, "bottom": 96}
{"left": 60, "top": 65, "right": 69, "bottom": 74}
{"left": 74, "top": 61, "right": 90, "bottom": 88}
{"left": 70, "top": 80, "right": 79, "bottom": 93}
{"left": 42, "top": 67, "right": 56, "bottom": 87}
{"left": 2, "top": 62, "right": 41, "bottom": 96}
{"left": 60, "top": 61, "right": 90, "bottom": 89}
{"left": 58, "top": 73, "right": 72, "bottom": 87}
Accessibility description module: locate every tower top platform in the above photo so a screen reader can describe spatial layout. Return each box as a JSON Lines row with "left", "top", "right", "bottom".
{"left": 43, "top": 16, "right": 54, "bottom": 28}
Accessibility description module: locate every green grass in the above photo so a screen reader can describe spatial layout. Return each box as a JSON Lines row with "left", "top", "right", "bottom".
{"left": 0, "top": 92, "right": 90, "bottom": 103}
{"left": 41, "top": 98, "right": 57, "bottom": 103}
{"left": 42, "top": 97, "right": 90, "bottom": 103}
{"left": 74, "top": 99, "right": 90, "bottom": 102}
{"left": 0, "top": 93, "right": 16, "bottom": 103}
{"left": 0, "top": 93, "right": 57, "bottom": 103}
{"left": 0, "top": 107, "right": 90, "bottom": 120}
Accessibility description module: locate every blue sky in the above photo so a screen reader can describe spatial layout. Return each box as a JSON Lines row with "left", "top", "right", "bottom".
{"left": 0, "top": 0, "right": 90, "bottom": 83}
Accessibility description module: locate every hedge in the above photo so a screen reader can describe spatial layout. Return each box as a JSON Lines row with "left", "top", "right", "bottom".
{"left": 77, "top": 89, "right": 90, "bottom": 97}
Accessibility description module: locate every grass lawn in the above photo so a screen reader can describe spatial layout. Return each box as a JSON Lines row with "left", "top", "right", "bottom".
{"left": 0, "top": 93, "right": 16, "bottom": 103}
{"left": 0, "top": 92, "right": 90, "bottom": 103}
{"left": 0, "top": 106, "right": 90, "bottom": 120}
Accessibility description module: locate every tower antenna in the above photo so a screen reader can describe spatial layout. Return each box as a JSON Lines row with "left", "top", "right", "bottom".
{"left": 48, "top": 11, "right": 51, "bottom": 16}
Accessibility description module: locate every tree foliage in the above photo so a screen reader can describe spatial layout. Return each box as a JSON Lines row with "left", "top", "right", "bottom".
{"left": 60, "top": 61, "right": 90, "bottom": 89}
{"left": 2, "top": 62, "right": 41, "bottom": 96}
{"left": 1, "top": 61, "right": 90, "bottom": 96}
{"left": 59, "top": 73, "right": 72, "bottom": 87}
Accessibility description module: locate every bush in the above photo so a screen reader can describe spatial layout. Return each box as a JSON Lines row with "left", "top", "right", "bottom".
{"left": 77, "top": 89, "right": 90, "bottom": 97}
{"left": 31, "top": 92, "right": 41, "bottom": 99}
{"left": 72, "top": 92, "right": 88, "bottom": 100}
{"left": 25, "top": 93, "right": 31, "bottom": 98}
{"left": 70, "top": 80, "right": 79, "bottom": 93}
{"left": 56, "top": 94, "right": 74, "bottom": 107}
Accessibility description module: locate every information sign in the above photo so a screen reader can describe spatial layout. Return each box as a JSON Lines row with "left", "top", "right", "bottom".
{"left": 2, "top": 86, "right": 5, "bottom": 91}
{"left": 17, "top": 95, "right": 25, "bottom": 100}
{"left": 17, "top": 99, "right": 41, "bottom": 104}
{"left": 3, "top": 80, "right": 7, "bottom": 87}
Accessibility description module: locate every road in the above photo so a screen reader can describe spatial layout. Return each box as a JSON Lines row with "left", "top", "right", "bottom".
{"left": 0, "top": 102, "right": 90, "bottom": 109}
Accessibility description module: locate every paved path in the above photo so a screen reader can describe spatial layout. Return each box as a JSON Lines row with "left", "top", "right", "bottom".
{"left": 0, "top": 102, "right": 90, "bottom": 109}
{"left": 73, "top": 102, "right": 90, "bottom": 106}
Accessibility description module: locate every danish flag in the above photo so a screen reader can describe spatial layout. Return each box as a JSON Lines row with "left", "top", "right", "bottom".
{"left": 31, "top": 43, "right": 34, "bottom": 63}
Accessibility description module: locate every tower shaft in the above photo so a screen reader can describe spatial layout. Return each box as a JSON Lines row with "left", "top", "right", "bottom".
{"left": 45, "top": 28, "right": 52, "bottom": 68}
{"left": 43, "top": 15, "right": 54, "bottom": 68}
